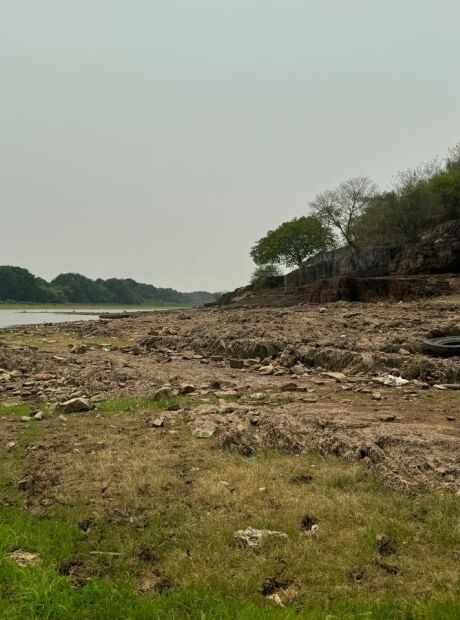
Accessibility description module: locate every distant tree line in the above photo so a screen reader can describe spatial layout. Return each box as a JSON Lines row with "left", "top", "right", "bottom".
{"left": 0, "top": 267, "right": 215, "bottom": 306}
{"left": 250, "top": 143, "right": 460, "bottom": 287}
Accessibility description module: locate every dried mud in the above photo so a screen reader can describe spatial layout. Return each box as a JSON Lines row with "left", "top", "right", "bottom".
{"left": 1, "top": 296, "right": 459, "bottom": 493}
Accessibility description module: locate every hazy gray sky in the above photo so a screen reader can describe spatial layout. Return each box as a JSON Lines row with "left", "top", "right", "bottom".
{"left": 1, "top": 1, "right": 459, "bottom": 292}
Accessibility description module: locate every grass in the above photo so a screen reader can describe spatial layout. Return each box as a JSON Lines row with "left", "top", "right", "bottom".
{"left": 0, "top": 329, "right": 131, "bottom": 350}
{"left": 0, "top": 403, "right": 32, "bottom": 417}
{"left": 0, "top": 401, "right": 458, "bottom": 619}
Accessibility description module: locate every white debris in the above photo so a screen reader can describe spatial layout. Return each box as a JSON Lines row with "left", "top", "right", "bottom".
{"left": 234, "top": 527, "right": 288, "bottom": 548}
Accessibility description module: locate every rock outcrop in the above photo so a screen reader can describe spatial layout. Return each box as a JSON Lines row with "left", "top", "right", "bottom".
{"left": 285, "top": 220, "right": 460, "bottom": 287}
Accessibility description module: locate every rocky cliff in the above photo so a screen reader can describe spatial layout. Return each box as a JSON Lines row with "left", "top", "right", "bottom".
{"left": 285, "top": 220, "right": 460, "bottom": 287}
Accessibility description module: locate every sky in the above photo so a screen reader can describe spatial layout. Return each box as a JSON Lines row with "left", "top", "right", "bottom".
{"left": 1, "top": 0, "right": 460, "bottom": 292}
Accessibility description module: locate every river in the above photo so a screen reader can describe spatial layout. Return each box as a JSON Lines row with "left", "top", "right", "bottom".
{"left": 0, "top": 310, "right": 102, "bottom": 329}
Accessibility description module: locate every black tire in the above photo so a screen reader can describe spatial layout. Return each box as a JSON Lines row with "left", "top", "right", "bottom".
{"left": 422, "top": 336, "right": 460, "bottom": 356}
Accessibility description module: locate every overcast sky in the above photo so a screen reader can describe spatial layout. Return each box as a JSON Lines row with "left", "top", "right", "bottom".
{"left": 1, "top": 1, "right": 459, "bottom": 292}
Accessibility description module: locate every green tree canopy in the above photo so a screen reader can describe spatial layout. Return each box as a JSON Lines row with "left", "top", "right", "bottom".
{"left": 250, "top": 216, "right": 335, "bottom": 270}
{"left": 250, "top": 263, "right": 283, "bottom": 291}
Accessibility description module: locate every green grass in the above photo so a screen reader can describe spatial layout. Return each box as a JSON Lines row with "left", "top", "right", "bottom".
{"left": 0, "top": 403, "right": 32, "bottom": 417}
{"left": 97, "top": 394, "right": 193, "bottom": 413}
{"left": 0, "top": 403, "right": 458, "bottom": 619}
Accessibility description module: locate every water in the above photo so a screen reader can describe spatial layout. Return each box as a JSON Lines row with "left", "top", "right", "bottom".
{"left": 0, "top": 310, "right": 99, "bottom": 329}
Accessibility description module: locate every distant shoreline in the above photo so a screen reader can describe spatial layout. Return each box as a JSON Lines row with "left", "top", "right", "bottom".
{"left": 0, "top": 303, "right": 188, "bottom": 312}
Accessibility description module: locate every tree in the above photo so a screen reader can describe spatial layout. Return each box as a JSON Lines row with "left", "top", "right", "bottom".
{"left": 310, "top": 177, "right": 377, "bottom": 249}
{"left": 250, "top": 216, "right": 334, "bottom": 270}
{"left": 250, "top": 264, "right": 283, "bottom": 291}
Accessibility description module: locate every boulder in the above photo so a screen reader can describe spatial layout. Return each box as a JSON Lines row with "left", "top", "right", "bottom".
{"left": 58, "top": 398, "right": 91, "bottom": 413}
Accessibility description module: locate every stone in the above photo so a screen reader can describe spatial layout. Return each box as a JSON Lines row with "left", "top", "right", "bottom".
{"left": 259, "top": 364, "right": 275, "bottom": 375}
{"left": 234, "top": 527, "right": 288, "bottom": 548}
{"left": 148, "top": 415, "right": 165, "bottom": 428}
{"left": 20, "top": 416, "right": 31, "bottom": 422}
{"left": 69, "top": 345, "right": 88, "bottom": 354}
{"left": 192, "top": 426, "right": 215, "bottom": 438}
{"left": 9, "top": 550, "right": 39, "bottom": 566}
{"left": 323, "top": 371, "right": 347, "bottom": 383}
{"left": 154, "top": 386, "right": 173, "bottom": 398}
{"left": 383, "top": 375, "right": 409, "bottom": 387}
{"left": 181, "top": 351, "right": 195, "bottom": 360}
{"left": 58, "top": 398, "right": 91, "bottom": 413}
{"left": 34, "top": 373, "right": 53, "bottom": 382}
{"left": 33, "top": 411, "right": 44, "bottom": 421}
{"left": 6, "top": 441, "right": 16, "bottom": 450}
{"left": 179, "top": 383, "right": 196, "bottom": 395}
{"left": 280, "top": 382, "right": 304, "bottom": 392}
{"left": 291, "top": 364, "right": 306, "bottom": 376}
{"left": 380, "top": 415, "right": 396, "bottom": 422}
{"left": 229, "top": 359, "right": 244, "bottom": 369}
{"left": 371, "top": 391, "right": 382, "bottom": 401}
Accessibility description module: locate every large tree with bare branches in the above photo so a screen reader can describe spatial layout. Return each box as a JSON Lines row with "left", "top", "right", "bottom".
{"left": 310, "top": 177, "right": 377, "bottom": 250}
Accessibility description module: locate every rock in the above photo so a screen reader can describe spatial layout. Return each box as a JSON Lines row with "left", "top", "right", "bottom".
{"left": 234, "top": 527, "right": 288, "bottom": 548}
{"left": 58, "top": 415, "right": 68, "bottom": 421}
{"left": 319, "top": 307, "right": 326, "bottom": 313}
{"left": 446, "top": 416, "right": 456, "bottom": 421}
{"left": 291, "top": 364, "right": 306, "bottom": 376}
{"left": 280, "top": 382, "right": 306, "bottom": 392}
{"left": 434, "top": 384, "right": 460, "bottom": 391}
{"left": 229, "top": 359, "right": 244, "bottom": 369}
{"left": 6, "top": 441, "right": 16, "bottom": 450}
{"left": 69, "top": 345, "right": 88, "bottom": 354}
{"left": 154, "top": 386, "right": 173, "bottom": 398}
{"left": 259, "top": 364, "right": 275, "bottom": 375}
{"left": 300, "top": 395, "right": 318, "bottom": 403}
{"left": 371, "top": 391, "right": 382, "bottom": 401}
{"left": 34, "top": 373, "right": 53, "bottom": 382}
{"left": 383, "top": 375, "right": 409, "bottom": 387}
{"left": 147, "top": 414, "right": 165, "bottom": 428}
{"left": 215, "top": 389, "right": 239, "bottom": 398}
{"left": 192, "top": 426, "right": 215, "bottom": 438}
{"left": 380, "top": 415, "right": 396, "bottom": 422}
{"left": 58, "top": 398, "right": 91, "bottom": 413}
{"left": 179, "top": 383, "right": 196, "bottom": 395}
{"left": 279, "top": 351, "right": 297, "bottom": 368}
{"left": 181, "top": 351, "right": 195, "bottom": 360}
{"left": 323, "top": 371, "right": 347, "bottom": 383}
{"left": 20, "top": 416, "right": 31, "bottom": 422}
{"left": 33, "top": 411, "right": 44, "bottom": 421}
{"left": 9, "top": 550, "right": 39, "bottom": 566}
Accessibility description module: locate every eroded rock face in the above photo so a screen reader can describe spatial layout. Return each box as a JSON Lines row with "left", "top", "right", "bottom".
{"left": 285, "top": 220, "right": 460, "bottom": 288}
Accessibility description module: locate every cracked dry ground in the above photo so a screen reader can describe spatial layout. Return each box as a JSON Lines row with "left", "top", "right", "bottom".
{"left": 1, "top": 296, "right": 459, "bottom": 493}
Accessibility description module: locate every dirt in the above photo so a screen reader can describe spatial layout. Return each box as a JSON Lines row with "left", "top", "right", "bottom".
{"left": 0, "top": 296, "right": 459, "bottom": 493}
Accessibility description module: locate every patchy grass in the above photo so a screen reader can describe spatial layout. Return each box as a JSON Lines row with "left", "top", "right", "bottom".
{"left": 97, "top": 394, "right": 193, "bottom": 413}
{"left": 0, "top": 329, "right": 131, "bottom": 350}
{"left": 0, "top": 406, "right": 458, "bottom": 619}
{"left": 0, "top": 403, "right": 32, "bottom": 417}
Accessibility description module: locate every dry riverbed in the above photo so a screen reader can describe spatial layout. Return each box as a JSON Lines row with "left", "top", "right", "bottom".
{"left": 0, "top": 298, "right": 459, "bottom": 618}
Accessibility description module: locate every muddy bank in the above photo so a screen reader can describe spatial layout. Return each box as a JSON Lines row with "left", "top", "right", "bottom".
{"left": 1, "top": 297, "right": 459, "bottom": 491}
